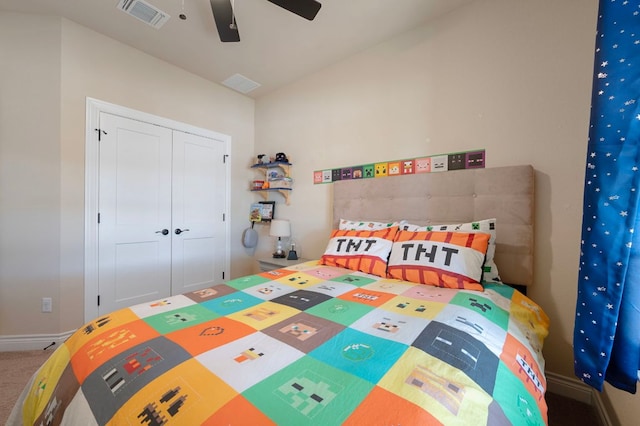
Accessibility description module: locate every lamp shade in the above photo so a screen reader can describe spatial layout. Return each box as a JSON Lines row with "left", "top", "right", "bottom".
{"left": 269, "top": 219, "right": 291, "bottom": 238}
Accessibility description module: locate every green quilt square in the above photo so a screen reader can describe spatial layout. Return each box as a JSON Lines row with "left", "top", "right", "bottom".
{"left": 332, "top": 274, "right": 377, "bottom": 287}
{"left": 305, "top": 299, "right": 374, "bottom": 327}
{"left": 492, "top": 362, "right": 546, "bottom": 426}
{"left": 144, "top": 303, "right": 218, "bottom": 334}
{"left": 450, "top": 292, "right": 509, "bottom": 330}
{"left": 243, "top": 356, "right": 373, "bottom": 426}
{"left": 226, "top": 274, "right": 272, "bottom": 290}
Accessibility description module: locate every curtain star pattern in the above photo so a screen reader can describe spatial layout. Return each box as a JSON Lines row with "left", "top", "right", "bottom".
{"left": 575, "top": 0, "right": 640, "bottom": 393}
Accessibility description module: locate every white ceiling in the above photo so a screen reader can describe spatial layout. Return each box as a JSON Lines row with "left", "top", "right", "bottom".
{"left": 0, "top": 0, "right": 472, "bottom": 98}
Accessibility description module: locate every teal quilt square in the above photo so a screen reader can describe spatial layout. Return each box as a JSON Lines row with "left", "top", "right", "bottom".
{"left": 201, "top": 291, "right": 263, "bottom": 316}
{"left": 484, "top": 282, "right": 515, "bottom": 299}
{"left": 309, "top": 328, "right": 408, "bottom": 383}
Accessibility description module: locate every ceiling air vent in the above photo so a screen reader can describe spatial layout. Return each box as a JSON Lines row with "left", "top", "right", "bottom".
{"left": 222, "top": 74, "right": 261, "bottom": 94}
{"left": 117, "top": 0, "right": 170, "bottom": 29}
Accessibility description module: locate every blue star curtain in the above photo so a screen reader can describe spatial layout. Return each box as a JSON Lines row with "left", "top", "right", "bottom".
{"left": 574, "top": 0, "right": 640, "bottom": 393}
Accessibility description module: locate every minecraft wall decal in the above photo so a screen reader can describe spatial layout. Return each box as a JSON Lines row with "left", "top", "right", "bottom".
{"left": 313, "top": 149, "right": 485, "bottom": 184}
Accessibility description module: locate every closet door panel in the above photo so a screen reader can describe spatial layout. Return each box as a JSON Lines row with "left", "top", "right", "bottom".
{"left": 98, "top": 113, "right": 172, "bottom": 315}
{"left": 171, "top": 131, "right": 226, "bottom": 295}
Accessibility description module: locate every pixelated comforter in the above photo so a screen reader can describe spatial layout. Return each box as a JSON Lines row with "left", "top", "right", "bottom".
{"left": 9, "top": 261, "right": 549, "bottom": 425}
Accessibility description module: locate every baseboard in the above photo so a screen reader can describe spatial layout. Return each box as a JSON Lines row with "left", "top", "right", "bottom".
{"left": 0, "top": 330, "right": 75, "bottom": 352}
{"left": 546, "top": 371, "right": 615, "bottom": 426}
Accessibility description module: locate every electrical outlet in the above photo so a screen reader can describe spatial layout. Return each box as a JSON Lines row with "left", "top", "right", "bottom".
{"left": 42, "top": 297, "right": 52, "bottom": 313}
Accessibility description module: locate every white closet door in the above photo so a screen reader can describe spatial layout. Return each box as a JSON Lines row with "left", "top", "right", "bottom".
{"left": 98, "top": 113, "right": 173, "bottom": 315}
{"left": 171, "top": 131, "right": 226, "bottom": 295}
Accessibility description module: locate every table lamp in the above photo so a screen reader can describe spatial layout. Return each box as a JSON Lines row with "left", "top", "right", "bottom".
{"left": 269, "top": 219, "right": 290, "bottom": 258}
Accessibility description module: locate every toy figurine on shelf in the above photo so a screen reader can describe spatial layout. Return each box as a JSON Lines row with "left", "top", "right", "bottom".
{"left": 256, "top": 154, "right": 266, "bottom": 165}
{"left": 275, "top": 152, "right": 288, "bottom": 163}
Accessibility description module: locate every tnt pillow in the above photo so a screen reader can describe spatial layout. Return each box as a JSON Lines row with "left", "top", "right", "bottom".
{"left": 339, "top": 218, "right": 405, "bottom": 231}
{"left": 320, "top": 227, "right": 398, "bottom": 277}
{"left": 401, "top": 218, "right": 500, "bottom": 283}
{"left": 387, "top": 230, "right": 490, "bottom": 290}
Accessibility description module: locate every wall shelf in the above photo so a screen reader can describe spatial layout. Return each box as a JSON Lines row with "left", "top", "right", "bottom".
{"left": 251, "top": 161, "right": 293, "bottom": 205}
{"left": 251, "top": 161, "right": 292, "bottom": 176}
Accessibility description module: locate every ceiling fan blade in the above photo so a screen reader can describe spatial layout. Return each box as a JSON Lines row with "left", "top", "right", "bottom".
{"left": 210, "top": 0, "right": 240, "bottom": 42}
{"left": 267, "top": 0, "right": 322, "bottom": 21}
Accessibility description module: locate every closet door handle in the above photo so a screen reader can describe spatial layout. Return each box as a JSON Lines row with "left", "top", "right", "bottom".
{"left": 175, "top": 228, "right": 190, "bottom": 235}
{"left": 155, "top": 229, "right": 169, "bottom": 236}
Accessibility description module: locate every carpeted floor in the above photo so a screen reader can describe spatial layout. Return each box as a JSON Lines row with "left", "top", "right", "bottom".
{"left": 1, "top": 349, "right": 603, "bottom": 425}
{"left": 0, "top": 350, "right": 52, "bottom": 425}
{"left": 546, "top": 391, "right": 603, "bottom": 426}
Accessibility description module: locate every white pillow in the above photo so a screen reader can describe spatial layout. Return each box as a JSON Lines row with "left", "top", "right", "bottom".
{"left": 400, "top": 218, "right": 500, "bottom": 283}
{"left": 338, "top": 218, "right": 404, "bottom": 231}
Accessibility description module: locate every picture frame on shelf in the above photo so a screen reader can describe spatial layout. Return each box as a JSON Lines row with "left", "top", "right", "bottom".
{"left": 258, "top": 201, "right": 275, "bottom": 222}
{"left": 250, "top": 203, "right": 263, "bottom": 222}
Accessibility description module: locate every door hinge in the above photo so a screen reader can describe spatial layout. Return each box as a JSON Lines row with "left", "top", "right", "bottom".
{"left": 223, "top": 154, "right": 229, "bottom": 164}
{"left": 222, "top": 213, "right": 226, "bottom": 221}
{"left": 97, "top": 295, "right": 100, "bottom": 306}
{"left": 95, "top": 128, "right": 107, "bottom": 141}
{"left": 222, "top": 271, "right": 225, "bottom": 280}
{"left": 97, "top": 213, "right": 101, "bottom": 224}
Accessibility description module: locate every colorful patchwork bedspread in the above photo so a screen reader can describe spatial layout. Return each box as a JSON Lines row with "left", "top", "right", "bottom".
{"left": 10, "top": 261, "right": 550, "bottom": 425}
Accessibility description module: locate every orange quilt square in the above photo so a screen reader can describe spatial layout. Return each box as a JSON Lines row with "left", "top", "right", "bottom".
{"left": 203, "top": 394, "right": 277, "bottom": 426}
{"left": 166, "top": 317, "right": 255, "bottom": 357}
{"left": 338, "top": 288, "right": 396, "bottom": 307}
{"left": 344, "top": 386, "right": 442, "bottom": 425}
{"left": 500, "top": 333, "right": 546, "bottom": 411}
{"left": 71, "top": 319, "right": 160, "bottom": 383}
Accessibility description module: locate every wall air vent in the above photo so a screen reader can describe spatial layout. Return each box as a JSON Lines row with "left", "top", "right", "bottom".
{"left": 117, "top": 0, "right": 170, "bottom": 29}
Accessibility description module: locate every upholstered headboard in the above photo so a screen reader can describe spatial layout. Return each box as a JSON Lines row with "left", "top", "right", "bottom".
{"left": 332, "top": 165, "right": 534, "bottom": 287}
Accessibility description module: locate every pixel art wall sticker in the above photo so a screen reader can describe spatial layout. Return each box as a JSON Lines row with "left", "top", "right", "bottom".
{"left": 314, "top": 149, "right": 485, "bottom": 184}
{"left": 388, "top": 162, "right": 401, "bottom": 176}
{"left": 341, "top": 168, "right": 353, "bottom": 180}
{"left": 415, "top": 157, "right": 431, "bottom": 174}
{"left": 401, "top": 160, "right": 414, "bottom": 175}
{"left": 430, "top": 155, "right": 448, "bottom": 172}
{"left": 363, "top": 164, "right": 375, "bottom": 178}
{"left": 374, "top": 163, "right": 388, "bottom": 177}
{"left": 466, "top": 151, "right": 485, "bottom": 168}
{"left": 313, "top": 171, "right": 323, "bottom": 184}
{"left": 448, "top": 153, "right": 466, "bottom": 171}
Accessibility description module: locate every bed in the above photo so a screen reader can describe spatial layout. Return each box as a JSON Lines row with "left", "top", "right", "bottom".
{"left": 8, "top": 164, "right": 549, "bottom": 425}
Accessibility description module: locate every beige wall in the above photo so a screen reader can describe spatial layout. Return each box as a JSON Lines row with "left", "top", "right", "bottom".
{"left": 2, "top": 0, "right": 639, "bottom": 423}
{"left": 0, "top": 13, "right": 256, "bottom": 335}
{"left": 0, "top": 13, "right": 63, "bottom": 336}
{"left": 254, "top": 0, "right": 638, "bottom": 424}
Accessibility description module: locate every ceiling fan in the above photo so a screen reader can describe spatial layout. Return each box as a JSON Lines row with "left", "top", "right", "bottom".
{"left": 210, "top": 0, "right": 322, "bottom": 42}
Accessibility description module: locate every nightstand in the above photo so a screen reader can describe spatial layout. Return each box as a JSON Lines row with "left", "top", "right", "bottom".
{"left": 257, "top": 257, "right": 310, "bottom": 272}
